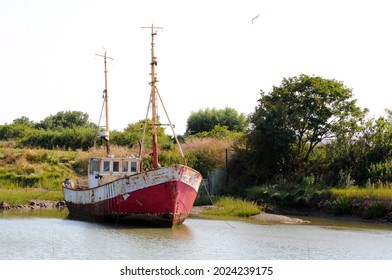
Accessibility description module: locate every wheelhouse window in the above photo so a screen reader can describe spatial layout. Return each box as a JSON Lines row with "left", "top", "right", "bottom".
{"left": 113, "top": 161, "right": 120, "bottom": 172}
{"left": 103, "top": 161, "right": 110, "bottom": 172}
{"left": 122, "top": 161, "right": 129, "bottom": 172}
{"left": 131, "top": 161, "right": 138, "bottom": 173}
{"left": 90, "top": 159, "right": 99, "bottom": 175}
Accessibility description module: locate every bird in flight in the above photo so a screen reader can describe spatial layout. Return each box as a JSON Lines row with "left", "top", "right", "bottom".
{"left": 252, "top": 14, "right": 260, "bottom": 24}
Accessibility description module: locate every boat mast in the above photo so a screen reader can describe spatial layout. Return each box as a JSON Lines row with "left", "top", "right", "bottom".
{"left": 140, "top": 24, "right": 187, "bottom": 166}
{"left": 143, "top": 24, "right": 163, "bottom": 168}
{"left": 95, "top": 50, "right": 114, "bottom": 155}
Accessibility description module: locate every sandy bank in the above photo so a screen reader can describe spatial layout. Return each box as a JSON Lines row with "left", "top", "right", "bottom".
{"left": 190, "top": 205, "right": 310, "bottom": 224}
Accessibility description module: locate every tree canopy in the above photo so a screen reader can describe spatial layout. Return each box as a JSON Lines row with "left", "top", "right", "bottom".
{"left": 241, "top": 74, "right": 367, "bottom": 182}
{"left": 12, "top": 116, "right": 35, "bottom": 127}
{"left": 36, "top": 111, "right": 95, "bottom": 130}
{"left": 186, "top": 107, "right": 247, "bottom": 135}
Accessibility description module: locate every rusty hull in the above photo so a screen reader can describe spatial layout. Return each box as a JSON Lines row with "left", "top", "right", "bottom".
{"left": 63, "top": 164, "right": 202, "bottom": 227}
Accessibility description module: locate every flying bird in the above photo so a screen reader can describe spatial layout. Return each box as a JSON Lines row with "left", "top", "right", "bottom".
{"left": 252, "top": 14, "right": 260, "bottom": 24}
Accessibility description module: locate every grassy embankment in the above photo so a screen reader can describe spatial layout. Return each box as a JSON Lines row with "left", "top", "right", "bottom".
{"left": 0, "top": 188, "right": 63, "bottom": 206}
{"left": 0, "top": 138, "right": 233, "bottom": 206}
{"left": 0, "top": 139, "right": 262, "bottom": 218}
{"left": 244, "top": 183, "right": 392, "bottom": 221}
{"left": 0, "top": 142, "right": 76, "bottom": 205}
{"left": 0, "top": 142, "right": 134, "bottom": 206}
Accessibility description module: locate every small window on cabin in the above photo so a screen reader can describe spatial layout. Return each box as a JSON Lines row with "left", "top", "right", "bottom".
{"left": 122, "top": 161, "right": 129, "bottom": 172}
{"left": 103, "top": 161, "right": 110, "bottom": 172}
{"left": 131, "top": 161, "right": 137, "bottom": 172}
{"left": 113, "top": 161, "right": 120, "bottom": 172}
{"left": 90, "top": 159, "right": 99, "bottom": 174}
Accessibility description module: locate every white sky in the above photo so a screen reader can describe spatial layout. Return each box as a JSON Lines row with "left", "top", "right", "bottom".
{"left": 1, "top": 0, "right": 391, "bottom": 134}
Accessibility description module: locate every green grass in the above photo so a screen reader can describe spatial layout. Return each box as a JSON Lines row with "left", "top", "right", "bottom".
{"left": 200, "top": 197, "right": 261, "bottom": 218}
{"left": 331, "top": 186, "right": 392, "bottom": 200}
{"left": 0, "top": 188, "right": 63, "bottom": 206}
{"left": 0, "top": 146, "right": 80, "bottom": 190}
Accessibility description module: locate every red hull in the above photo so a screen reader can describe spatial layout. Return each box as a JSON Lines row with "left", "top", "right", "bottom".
{"left": 63, "top": 165, "right": 202, "bottom": 227}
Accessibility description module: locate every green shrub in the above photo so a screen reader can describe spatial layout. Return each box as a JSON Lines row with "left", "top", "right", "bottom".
{"left": 331, "top": 196, "right": 354, "bottom": 215}
{"left": 308, "top": 190, "right": 332, "bottom": 207}
{"left": 244, "top": 186, "right": 267, "bottom": 202}
{"left": 270, "top": 192, "right": 282, "bottom": 203}
{"left": 368, "top": 160, "right": 392, "bottom": 184}
{"left": 370, "top": 201, "right": 387, "bottom": 218}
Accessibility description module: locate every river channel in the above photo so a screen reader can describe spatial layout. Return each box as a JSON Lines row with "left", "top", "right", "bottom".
{"left": 1, "top": 209, "right": 391, "bottom": 260}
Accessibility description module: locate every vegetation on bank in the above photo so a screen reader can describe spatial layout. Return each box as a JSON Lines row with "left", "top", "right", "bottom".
{"left": 240, "top": 182, "right": 392, "bottom": 221}
{"left": 0, "top": 188, "right": 63, "bottom": 206}
{"left": 0, "top": 138, "right": 231, "bottom": 190}
{"left": 199, "top": 197, "right": 261, "bottom": 218}
{"left": 0, "top": 145, "right": 77, "bottom": 190}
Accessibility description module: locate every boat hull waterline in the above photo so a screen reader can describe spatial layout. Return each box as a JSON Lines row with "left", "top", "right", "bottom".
{"left": 63, "top": 164, "right": 202, "bottom": 227}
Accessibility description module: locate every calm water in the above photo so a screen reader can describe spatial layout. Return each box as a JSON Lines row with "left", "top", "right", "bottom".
{"left": 1, "top": 209, "right": 392, "bottom": 260}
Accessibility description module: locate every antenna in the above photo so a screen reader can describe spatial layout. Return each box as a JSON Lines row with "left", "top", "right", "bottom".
{"left": 95, "top": 49, "right": 114, "bottom": 155}
{"left": 141, "top": 24, "right": 164, "bottom": 33}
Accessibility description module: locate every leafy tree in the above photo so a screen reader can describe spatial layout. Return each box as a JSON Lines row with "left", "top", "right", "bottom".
{"left": 186, "top": 107, "right": 247, "bottom": 135}
{"left": 240, "top": 74, "right": 367, "bottom": 182}
{"left": 13, "top": 116, "right": 35, "bottom": 127}
{"left": 36, "top": 111, "right": 95, "bottom": 130}
{"left": 190, "top": 125, "right": 244, "bottom": 139}
{"left": 366, "top": 110, "right": 392, "bottom": 163}
{"left": 109, "top": 119, "right": 173, "bottom": 151}
{"left": 319, "top": 109, "right": 392, "bottom": 186}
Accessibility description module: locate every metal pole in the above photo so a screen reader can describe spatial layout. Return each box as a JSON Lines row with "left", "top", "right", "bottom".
{"left": 95, "top": 50, "right": 114, "bottom": 155}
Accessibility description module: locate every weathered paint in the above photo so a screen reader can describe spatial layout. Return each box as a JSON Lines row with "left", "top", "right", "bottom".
{"left": 63, "top": 164, "right": 202, "bottom": 227}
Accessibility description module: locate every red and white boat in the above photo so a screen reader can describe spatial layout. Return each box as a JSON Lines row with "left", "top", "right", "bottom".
{"left": 62, "top": 25, "right": 202, "bottom": 227}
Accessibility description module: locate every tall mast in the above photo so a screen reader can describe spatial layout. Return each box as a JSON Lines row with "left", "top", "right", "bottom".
{"left": 142, "top": 24, "right": 163, "bottom": 168}
{"left": 95, "top": 50, "right": 114, "bottom": 155}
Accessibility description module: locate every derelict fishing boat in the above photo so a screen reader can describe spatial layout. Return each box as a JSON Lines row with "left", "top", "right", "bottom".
{"left": 62, "top": 25, "right": 202, "bottom": 227}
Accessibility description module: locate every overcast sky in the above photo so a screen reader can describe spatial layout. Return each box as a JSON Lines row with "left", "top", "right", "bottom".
{"left": 1, "top": 0, "right": 391, "bottom": 134}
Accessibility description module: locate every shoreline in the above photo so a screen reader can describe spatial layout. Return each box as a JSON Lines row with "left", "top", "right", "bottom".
{"left": 1, "top": 200, "right": 310, "bottom": 224}
{"left": 2, "top": 200, "right": 391, "bottom": 225}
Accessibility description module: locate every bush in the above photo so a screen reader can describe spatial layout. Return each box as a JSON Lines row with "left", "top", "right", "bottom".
{"left": 308, "top": 190, "right": 332, "bottom": 208}
{"left": 244, "top": 186, "right": 268, "bottom": 202}
{"left": 0, "top": 124, "right": 36, "bottom": 141}
{"left": 332, "top": 197, "right": 354, "bottom": 215}
{"left": 361, "top": 201, "right": 388, "bottom": 219}
{"left": 21, "top": 127, "right": 96, "bottom": 150}
{"left": 368, "top": 160, "right": 392, "bottom": 184}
